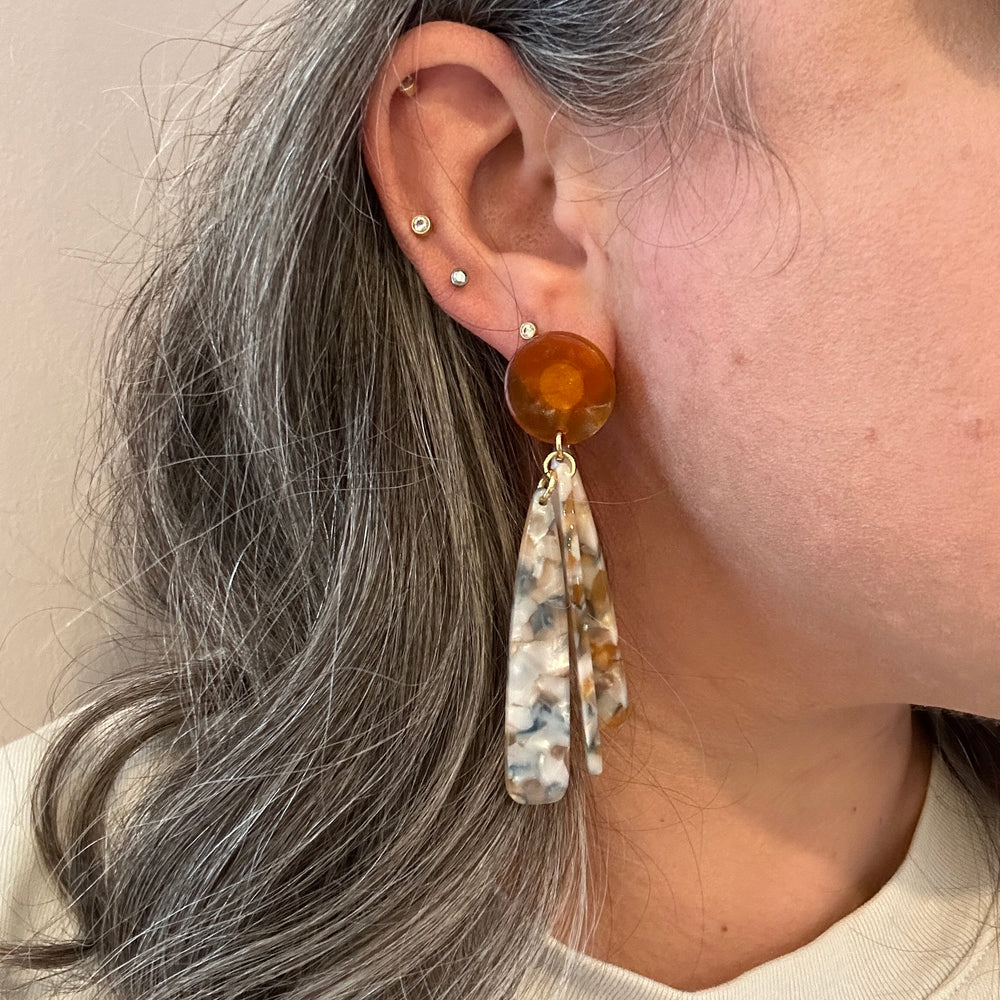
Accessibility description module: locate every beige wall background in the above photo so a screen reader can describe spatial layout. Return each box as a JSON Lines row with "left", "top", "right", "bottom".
{"left": 0, "top": 0, "right": 278, "bottom": 746}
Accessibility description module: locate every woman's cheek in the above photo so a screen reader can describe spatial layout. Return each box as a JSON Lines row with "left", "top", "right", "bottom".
{"left": 609, "top": 147, "right": 1000, "bottom": 712}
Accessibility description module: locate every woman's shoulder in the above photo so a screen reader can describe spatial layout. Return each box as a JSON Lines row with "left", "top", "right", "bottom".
{"left": 0, "top": 702, "right": 167, "bottom": 942}
{"left": 0, "top": 712, "right": 84, "bottom": 948}
{"left": 1, "top": 704, "right": 174, "bottom": 998}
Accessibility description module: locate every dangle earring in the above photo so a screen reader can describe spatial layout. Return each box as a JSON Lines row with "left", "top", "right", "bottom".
{"left": 503, "top": 329, "right": 628, "bottom": 805}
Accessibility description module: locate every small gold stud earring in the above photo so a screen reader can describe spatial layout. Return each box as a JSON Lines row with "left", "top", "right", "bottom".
{"left": 450, "top": 269, "right": 469, "bottom": 288}
{"left": 411, "top": 215, "right": 432, "bottom": 236}
{"left": 519, "top": 322, "right": 538, "bottom": 341}
{"left": 399, "top": 75, "right": 417, "bottom": 97}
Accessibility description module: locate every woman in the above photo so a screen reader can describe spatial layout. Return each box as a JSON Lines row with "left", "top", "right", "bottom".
{"left": 3, "top": 0, "right": 1000, "bottom": 996}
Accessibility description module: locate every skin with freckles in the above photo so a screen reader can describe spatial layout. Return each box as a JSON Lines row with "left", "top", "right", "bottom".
{"left": 609, "top": 0, "right": 1000, "bottom": 718}
{"left": 363, "top": 0, "right": 1000, "bottom": 989}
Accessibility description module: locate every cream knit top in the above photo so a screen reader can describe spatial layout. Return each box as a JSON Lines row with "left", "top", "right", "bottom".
{"left": 3, "top": 713, "right": 999, "bottom": 999}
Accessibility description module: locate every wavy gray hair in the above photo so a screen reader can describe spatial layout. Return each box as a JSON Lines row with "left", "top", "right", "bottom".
{"left": 3, "top": 0, "right": 999, "bottom": 998}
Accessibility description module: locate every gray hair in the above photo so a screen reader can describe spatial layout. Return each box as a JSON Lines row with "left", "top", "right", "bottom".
{"left": 3, "top": 0, "right": 999, "bottom": 997}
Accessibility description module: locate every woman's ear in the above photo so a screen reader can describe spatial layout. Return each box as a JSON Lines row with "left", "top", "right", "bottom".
{"left": 362, "top": 21, "right": 616, "bottom": 364}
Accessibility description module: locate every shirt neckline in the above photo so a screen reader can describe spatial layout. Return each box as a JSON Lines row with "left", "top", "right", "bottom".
{"left": 531, "top": 750, "right": 999, "bottom": 1000}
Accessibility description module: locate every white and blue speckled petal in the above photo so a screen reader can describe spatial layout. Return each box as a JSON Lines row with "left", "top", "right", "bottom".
{"left": 570, "top": 470, "right": 629, "bottom": 728}
{"left": 552, "top": 459, "right": 602, "bottom": 776}
{"left": 505, "top": 485, "right": 572, "bottom": 805}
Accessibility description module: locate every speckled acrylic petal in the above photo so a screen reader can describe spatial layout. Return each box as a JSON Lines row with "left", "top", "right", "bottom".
{"left": 570, "top": 469, "right": 628, "bottom": 728}
{"left": 552, "top": 458, "right": 602, "bottom": 776}
{"left": 505, "top": 484, "right": 572, "bottom": 805}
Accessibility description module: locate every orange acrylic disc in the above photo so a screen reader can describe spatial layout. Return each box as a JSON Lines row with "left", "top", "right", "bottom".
{"left": 504, "top": 331, "right": 615, "bottom": 444}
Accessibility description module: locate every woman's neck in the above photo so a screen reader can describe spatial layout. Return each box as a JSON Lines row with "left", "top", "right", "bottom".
{"left": 580, "top": 695, "right": 931, "bottom": 990}
{"left": 554, "top": 447, "right": 934, "bottom": 989}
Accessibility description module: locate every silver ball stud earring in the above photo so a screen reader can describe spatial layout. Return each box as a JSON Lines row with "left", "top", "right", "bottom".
{"left": 450, "top": 269, "right": 469, "bottom": 288}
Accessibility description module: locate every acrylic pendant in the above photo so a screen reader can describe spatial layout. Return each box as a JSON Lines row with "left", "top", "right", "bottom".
{"left": 552, "top": 457, "right": 603, "bottom": 776}
{"left": 505, "top": 483, "right": 573, "bottom": 805}
{"left": 505, "top": 452, "right": 628, "bottom": 805}
{"left": 569, "top": 471, "right": 628, "bottom": 729}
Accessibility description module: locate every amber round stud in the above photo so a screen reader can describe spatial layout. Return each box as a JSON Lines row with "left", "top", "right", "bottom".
{"left": 504, "top": 331, "right": 615, "bottom": 444}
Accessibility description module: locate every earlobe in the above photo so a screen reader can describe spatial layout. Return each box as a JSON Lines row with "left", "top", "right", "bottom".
{"left": 361, "top": 21, "right": 616, "bottom": 364}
